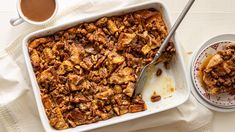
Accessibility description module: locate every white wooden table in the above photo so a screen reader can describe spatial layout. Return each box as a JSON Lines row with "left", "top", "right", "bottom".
{"left": 1, "top": 0, "right": 235, "bottom": 131}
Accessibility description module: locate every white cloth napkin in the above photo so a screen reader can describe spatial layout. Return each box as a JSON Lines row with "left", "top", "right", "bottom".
{"left": 0, "top": 0, "right": 213, "bottom": 132}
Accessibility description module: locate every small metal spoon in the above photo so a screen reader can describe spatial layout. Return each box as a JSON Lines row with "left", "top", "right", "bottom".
{"left": 134, "top": 0, "right": 195, "bottom": 96}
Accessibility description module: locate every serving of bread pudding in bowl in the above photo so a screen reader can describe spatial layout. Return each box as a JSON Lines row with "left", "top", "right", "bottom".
{"left": 201, "top": 43, "right": 235, "bottom": 95}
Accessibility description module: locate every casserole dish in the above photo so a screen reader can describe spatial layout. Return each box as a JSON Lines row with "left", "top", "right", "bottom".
{"left": 22, "top": 1, "right": 190, "bottom": 131}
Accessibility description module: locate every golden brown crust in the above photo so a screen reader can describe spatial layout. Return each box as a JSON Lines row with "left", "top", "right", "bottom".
{"left": 28, "top": 9, "right": 175, "bottom": 129}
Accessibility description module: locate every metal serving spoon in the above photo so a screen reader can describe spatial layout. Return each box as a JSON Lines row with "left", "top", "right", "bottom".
{"left": 134, "top": 0, "right": 195, "bottom": 96}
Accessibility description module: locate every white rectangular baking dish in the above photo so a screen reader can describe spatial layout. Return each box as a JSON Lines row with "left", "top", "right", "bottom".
{"left": 22, "top": 1, "right": 190, "bottom": 132}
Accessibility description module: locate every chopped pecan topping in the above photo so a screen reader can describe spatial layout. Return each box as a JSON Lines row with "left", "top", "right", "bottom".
{"left": 129, "top": 104, "right": 146, "bottom": 113}
{"left": 151, "top": 91, "right": 161, "bottom": 102}
{"left": 156, "top": 68, "right": 162, "bottom": 76}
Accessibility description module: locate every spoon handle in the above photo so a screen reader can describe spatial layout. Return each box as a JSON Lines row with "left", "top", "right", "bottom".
{"left": 153, "top": 0, "right": 195, "bottom": 62}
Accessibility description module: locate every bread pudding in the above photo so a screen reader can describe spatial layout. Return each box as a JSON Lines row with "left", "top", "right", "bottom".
{"left": 202, "top": 42, "right": 235, "bottom": 95}
{"left": 28, "top": 9, "right": 175, "bottom": 129}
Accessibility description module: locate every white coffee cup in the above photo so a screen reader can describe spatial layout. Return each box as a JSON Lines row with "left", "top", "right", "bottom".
{"left": 10, "top": 0, "right": 58, "bottom": 26}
